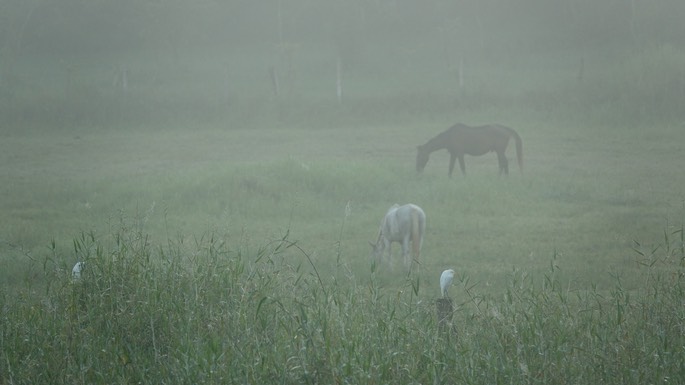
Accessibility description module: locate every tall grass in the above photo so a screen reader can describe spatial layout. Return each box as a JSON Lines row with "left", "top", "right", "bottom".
{"left": 2, "top": 221, "right": 684, "bottom": 384}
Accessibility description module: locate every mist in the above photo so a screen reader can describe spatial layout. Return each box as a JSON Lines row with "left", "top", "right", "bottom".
{"left": 2, "top": 0, "right": 684, "bottom": 130}
{"left": 3, "top": 2, "right": 685, "bottom": 383}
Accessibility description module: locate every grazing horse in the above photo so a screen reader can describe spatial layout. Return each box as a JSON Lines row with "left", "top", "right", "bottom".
{"left": 416, "top": 123, "right": 523, "bottom": 177}
{"left": 369, "top": 203, "right": 426, "bottom": 271}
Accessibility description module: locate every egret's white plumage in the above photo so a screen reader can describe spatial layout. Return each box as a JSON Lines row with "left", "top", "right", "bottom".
{"left": 72, "top": 261, "right": 85, "bottom": 280}
{"left": 440, "top": 269, "right": 455, "bottom": 298}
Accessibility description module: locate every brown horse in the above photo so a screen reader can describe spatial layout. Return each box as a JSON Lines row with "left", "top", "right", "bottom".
{"left": 416, "top": 123, "right": 523, "bottom": 177}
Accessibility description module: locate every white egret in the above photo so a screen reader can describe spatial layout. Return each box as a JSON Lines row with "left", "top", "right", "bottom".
{"left": 72, "top": 261, "right": 85, "bottom": 280}
{"left": 440, "top": 269, "right": 455, "bottom": 298}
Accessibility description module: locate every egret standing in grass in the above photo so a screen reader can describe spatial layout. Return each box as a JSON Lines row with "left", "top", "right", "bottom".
{"left": 72, "top": 261, "right": 85, "bottom": 280}
{"left": 440, "top": 269, "right": 455, "bottom": 298}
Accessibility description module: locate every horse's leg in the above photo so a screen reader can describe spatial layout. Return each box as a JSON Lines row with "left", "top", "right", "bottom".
{"left": 448, "top": 153, "right": 457, "bottom": 177}
{"left": 458, "top": 154, "right": 467, "bottom": 175}
{"left": 401, "top": 238, "right": 411, "bottom": 271}
{"left": 497, "top": 151, "right": 509, "bottom": 175}
{"left": 385, "top": 241, "right": 392, "bottom": 266}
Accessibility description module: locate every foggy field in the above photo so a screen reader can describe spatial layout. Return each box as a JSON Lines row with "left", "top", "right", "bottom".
{"left": 3, "top": 120, "right": 685, "bottom": 383}
{"left": 2, "top": 115, "right": 685, "bottom": 381}
{"left": 1, "top": 119, "right": 684, "bottom": 292}
{"left": 2, "top": 1, "right": 685, "bottom": 383}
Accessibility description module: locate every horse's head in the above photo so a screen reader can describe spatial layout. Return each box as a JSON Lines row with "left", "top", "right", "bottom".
{"left": 416, "top": 145, "right": 429, "bottom": 173}
{"left": 369, "top": 240, "right": 385, "bottom": 260}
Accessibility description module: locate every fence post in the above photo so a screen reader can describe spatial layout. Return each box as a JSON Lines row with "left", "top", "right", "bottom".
{"left": 436, "top": 298, "right": 454, "bottom": 334}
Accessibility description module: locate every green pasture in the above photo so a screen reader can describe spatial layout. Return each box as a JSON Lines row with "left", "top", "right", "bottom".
{"left": 2, "top": 117, "right": 683, "bottom": 291}
{"left": 2, "top": 118, "right": 684, "bottom": 383}
{"left": 2, "top": 42, "right": 685, "bottom": 382}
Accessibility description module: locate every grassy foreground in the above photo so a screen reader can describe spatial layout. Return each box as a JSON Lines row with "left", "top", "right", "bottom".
{"left": 2, "top": 222, "right": 684, "bottom": 384}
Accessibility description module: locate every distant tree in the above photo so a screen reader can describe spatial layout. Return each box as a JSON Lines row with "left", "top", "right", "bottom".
{"left": 0, "top": 0, "right": 45, "bottom": 118}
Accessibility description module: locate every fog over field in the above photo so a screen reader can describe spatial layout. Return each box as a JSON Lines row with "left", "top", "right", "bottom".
{"left": 2, "top": 0, "right": 684, "bottom": 308}
{"left": 1, "top": 1, "right": 685, "bottom": 383}
{"left": 2, "top": 1, "right": 684, "bottom": 129}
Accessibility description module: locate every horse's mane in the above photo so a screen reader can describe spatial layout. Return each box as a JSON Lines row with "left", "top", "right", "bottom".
{"left": 425, "top": 125, "right": 461, "bottom": 147}
{"left": 421, "top": 123, "right": 470, "bottom": 151}
{"left": 386, "top": 204, "right": 400, "bottom": 237}
{"left": 374, "top": 204, "right": 399, "bottom": 245}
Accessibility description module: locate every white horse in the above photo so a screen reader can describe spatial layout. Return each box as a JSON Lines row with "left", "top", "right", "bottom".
{"left": 369, "top": 203, "right": 426, "bottom": 271}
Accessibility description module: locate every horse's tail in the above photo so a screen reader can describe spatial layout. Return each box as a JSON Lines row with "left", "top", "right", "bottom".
{"left": 502, "top": 125, "right": 523, "bottom": 173}
{"left": 411, "top": 208, "right": 421, "bottom": 262}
